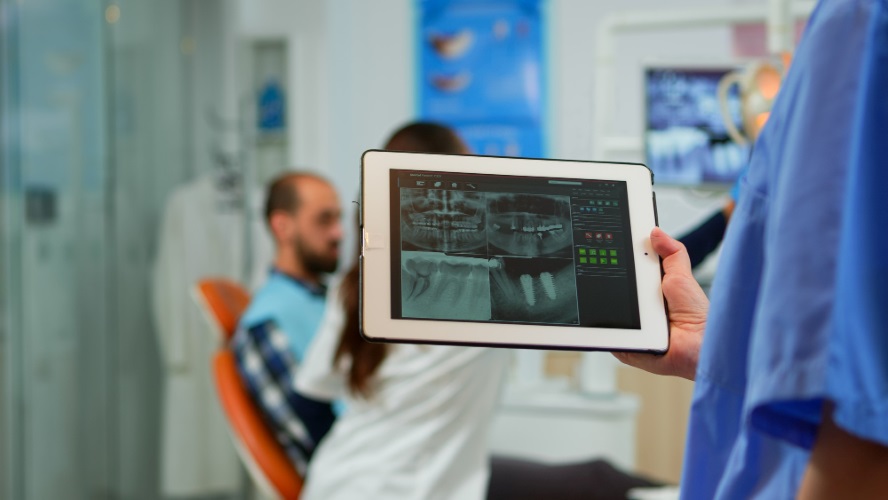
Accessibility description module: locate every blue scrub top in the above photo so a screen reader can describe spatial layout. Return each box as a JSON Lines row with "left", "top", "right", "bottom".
{"left": 830, "top": 0, "right": 888, "bottom": 450}
{"left": 239, "top": 270, "right": 328, "bottom": 363}
{"left": 681, "top": 0, "right": 888, "bottom": 498}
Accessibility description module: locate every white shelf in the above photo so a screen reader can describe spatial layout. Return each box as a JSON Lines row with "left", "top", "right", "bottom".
{"left": 490, "top": 389, "right": 640, "bottom": 470}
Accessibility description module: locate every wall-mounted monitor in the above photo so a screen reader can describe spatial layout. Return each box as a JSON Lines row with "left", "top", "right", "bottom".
{"left": 644, "top": 65, "right": 750, "bottom": 185}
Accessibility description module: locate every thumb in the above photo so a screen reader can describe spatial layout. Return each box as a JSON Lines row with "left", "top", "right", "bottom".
{"left": 650, "top": 227, "right": 693, "bottom": 277}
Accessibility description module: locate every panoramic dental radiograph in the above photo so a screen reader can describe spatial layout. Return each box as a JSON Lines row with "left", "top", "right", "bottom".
{"left": 489, "top": 257, "right": 578, "bottom": 324}
{"left": 401, "top": 251, "right": 492, "bottom": 320}
{"left": 486, "top": 194, "right": 572, "bottom": 257}
{"left": 400, "top": 189, "right": 487, "bottom": 253}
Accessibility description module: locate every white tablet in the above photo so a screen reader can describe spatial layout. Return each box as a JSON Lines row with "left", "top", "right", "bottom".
{"left": 361, "top": 150, "right": 668, "bottom": 353}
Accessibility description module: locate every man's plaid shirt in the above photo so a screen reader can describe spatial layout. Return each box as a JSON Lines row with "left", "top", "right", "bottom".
{"left": 231, "top": 320, "right": 335, "bottom": 475}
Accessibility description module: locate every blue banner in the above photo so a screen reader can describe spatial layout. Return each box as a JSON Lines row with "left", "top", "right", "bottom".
{"left": 418, "top": 0, "right": 545, "bottom": 157}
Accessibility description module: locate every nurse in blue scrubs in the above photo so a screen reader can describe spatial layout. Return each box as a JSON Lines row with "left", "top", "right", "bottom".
{"left": 616, "top": 0, "right": 888, "bottom": 497}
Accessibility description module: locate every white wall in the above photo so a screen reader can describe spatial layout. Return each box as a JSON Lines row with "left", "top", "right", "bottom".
{"left": 323, "top": 0, "right": 415, "bottom": 204}
{"left": 238, "top": 0, "right": 329, "bottom": 171}
{"left": 235, "top": 0, "right": 753, "bottom": 277}
{"left": 236, "top": 0, "right": 414, "bottom": 193}
{"left": 551, "top": 0, "right": 747, "bottom": 281}
{"left": 236, "top": 0, "right": 413, "bottom": 266}
{"left": 551, "top": 1, "right": 734, "bottom": 157}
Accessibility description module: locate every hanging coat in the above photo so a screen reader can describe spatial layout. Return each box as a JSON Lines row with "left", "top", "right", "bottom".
{"left": 152, "top": 175, "right": 272, "bottom": 497}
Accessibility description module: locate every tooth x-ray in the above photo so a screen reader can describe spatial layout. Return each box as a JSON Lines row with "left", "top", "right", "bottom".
{"left": 401, "top": 251, "right": 492, "bottom": 320}
{"left": 390, "top": 168, "right": 642, "bottom": 330}
{"left": 400, "top": 189, "right": 487, "bottom": 253}
{"left": 398, "top": 191, "right": 576, "bottom": 324}
{"left": 486, "top": 194, "right": 572, "bottom": 258}
{"left": 489, "top": 257, "right": 578, "bottom": 324}
{"left": 645, "top": 67, "right": 751, "bottom": 184}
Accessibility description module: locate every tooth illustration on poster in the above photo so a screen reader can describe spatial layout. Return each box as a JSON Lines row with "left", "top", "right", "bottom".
{"left": 429, "top": 29, "right": 475, "bottom": 59}
{"left": 419, "top": 0, "right": 545, "bottom": 158}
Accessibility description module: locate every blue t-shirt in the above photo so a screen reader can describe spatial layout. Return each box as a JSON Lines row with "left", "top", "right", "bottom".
{"left": 681, "top": 0, "right": 888, "bottom": 498}
{"left": 239, "top": 270, "right": 327, "bottom": 362}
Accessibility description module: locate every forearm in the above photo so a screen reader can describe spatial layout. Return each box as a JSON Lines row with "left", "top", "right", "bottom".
{"left": 797, "top": 404, "right": 888, "bottom": 499}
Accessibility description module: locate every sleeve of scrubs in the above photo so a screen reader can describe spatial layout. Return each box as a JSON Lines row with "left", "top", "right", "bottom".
{"left": 295, "top": 286, "right": 349, "bottom": 401}
{"left": 827, "top": 0, "right": 888, "bottom": 448}
{"left": 744, "top": 0, "right": 879, "bottom": 448}
{"left": 744, "top": 0, "right": 888, "bottom": 451}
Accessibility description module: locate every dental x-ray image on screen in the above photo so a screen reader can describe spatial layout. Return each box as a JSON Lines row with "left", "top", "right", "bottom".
{"left": 489, "top": 257, "right": 578, "bottom": 324}
{"left": 401, "top": 251, "right": 492, "bottom": 320}
{"left": 645, "top": 67, "right": 751, "bottom": 185}
{"left": 400, "top": 188, "right": 487, "bottom": 254}
{"left": 486, "top": 193, "right": 572, "bottom": 258}
{"left": 390, "top": 170, "right": 642, "bottom": 330}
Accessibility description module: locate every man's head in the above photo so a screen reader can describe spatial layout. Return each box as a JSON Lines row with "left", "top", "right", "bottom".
{"left": 265, "top": 172, "right": 343, "bottom": 279}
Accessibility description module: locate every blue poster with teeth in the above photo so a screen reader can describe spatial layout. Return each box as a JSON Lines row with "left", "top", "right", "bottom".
{"left": 418, "top": 0, "right": 546, "bottom": 158}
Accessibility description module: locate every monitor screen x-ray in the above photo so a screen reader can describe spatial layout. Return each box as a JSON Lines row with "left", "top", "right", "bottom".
{"left": 645, "top": 66, "right": 751, "bottom": 185}
{"left": 361, "top": 151, "right": 669, "bottom": 352}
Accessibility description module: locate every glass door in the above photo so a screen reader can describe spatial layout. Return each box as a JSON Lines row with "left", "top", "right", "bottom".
{"left": 1, "top": 1, "right": 235, "bottom": 498}
{"left": 2, "top": 1, "right": 115, "bottom": 498}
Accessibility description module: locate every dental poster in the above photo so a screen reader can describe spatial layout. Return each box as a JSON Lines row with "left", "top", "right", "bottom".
{"left": 418, "top": 0, "right": 545, "bottom": 158}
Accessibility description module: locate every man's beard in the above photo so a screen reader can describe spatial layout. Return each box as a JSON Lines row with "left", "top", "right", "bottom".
{"left": 295, "top": 238, "right": 339, "bottom": 275}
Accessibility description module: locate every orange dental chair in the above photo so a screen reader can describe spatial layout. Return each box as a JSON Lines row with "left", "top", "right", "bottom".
{"left": 194, "top": 278, "right": 303, "bottom": 500}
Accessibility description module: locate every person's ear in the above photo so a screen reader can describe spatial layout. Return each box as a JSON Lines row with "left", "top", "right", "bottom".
{"left": 269, "top": 210, "right": 296, "bottom": 242}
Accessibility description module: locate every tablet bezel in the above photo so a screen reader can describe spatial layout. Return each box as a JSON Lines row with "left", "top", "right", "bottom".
{"left": 361, "top": 150, "right": 668, "bottom": 353}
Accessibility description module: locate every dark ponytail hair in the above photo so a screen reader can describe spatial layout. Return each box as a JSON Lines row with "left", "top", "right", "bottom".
{"left": 334, "top": 122, "right": 469, "bottom": 397}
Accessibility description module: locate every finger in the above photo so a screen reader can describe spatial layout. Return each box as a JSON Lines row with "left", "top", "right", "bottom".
{"left": 650, "top": 227, "right": 682, "bottom": 256}
{"left": 650, "top": 227, "right": 692, "bottom": 277}
{"left": 612, "top": 352, "right": 636, "bottom": 369}
{"left": 613, "top": 351, "right": 663, "bottom": 377}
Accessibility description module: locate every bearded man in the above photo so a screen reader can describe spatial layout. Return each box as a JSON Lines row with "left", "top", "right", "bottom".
{"left": 232, "top": 171, "right": 343, "bottom": 474}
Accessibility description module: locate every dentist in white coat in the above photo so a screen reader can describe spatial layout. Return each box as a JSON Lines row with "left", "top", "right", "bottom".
{"left": 295, "top": 123, "right": 510, "bottom": 500}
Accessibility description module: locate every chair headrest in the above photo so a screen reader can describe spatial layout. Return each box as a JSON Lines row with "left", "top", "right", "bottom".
{"left": 196, "top": 279, "right": 250, "bottom": 341}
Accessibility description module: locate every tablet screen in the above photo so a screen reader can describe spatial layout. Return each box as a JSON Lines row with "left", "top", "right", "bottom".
{"left": 390, "top": 169, "right": 641, "bottom": 329}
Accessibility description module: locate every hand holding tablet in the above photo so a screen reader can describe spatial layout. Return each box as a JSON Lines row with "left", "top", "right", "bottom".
{"left": 360, "top": 151, "right": 668, "bottom": 353}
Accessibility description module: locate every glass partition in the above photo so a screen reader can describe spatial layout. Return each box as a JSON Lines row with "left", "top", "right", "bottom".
{"left": 1, "top": 1, "right": 244, "bottom": 498}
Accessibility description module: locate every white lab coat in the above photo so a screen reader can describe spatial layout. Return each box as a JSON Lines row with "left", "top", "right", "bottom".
{"left": 152, "top": 175, "right": 272, "bottom": 497}
{"left": 296, "top": 287, "right": 510, "bottom": 500}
